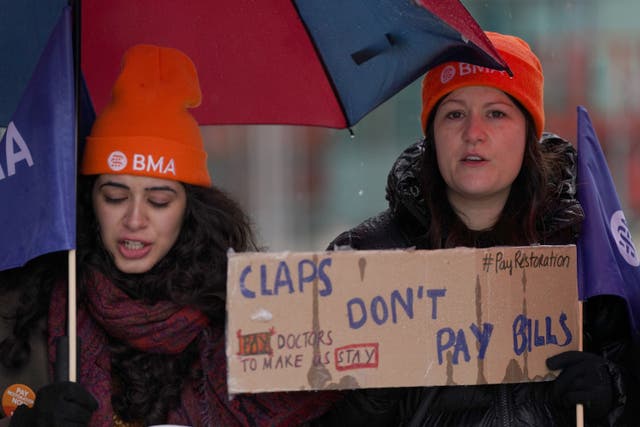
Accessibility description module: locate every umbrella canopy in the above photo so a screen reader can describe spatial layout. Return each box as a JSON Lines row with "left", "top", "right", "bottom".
{"left": 1, "top": 0, "right": 509, "bottom": 129}
{"left": 80, "top": 0, "right": 508, "bottom": 129}
{"left": 0, "top": 0, "right": 69, "bottom": 127}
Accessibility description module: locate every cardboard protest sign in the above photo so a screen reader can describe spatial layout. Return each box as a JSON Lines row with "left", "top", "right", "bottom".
{"left": 226, "top": 245, "right": 578, "bottom": 393}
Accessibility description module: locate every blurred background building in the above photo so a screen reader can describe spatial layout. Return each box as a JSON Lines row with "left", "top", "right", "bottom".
{"left": 165, "top": 1, "right": 640, "bottom": 251}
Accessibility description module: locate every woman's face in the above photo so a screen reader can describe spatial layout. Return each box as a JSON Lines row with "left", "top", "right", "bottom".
{"left": 92, "top": 174, "right": 187, "bottom": 274}
{"left": 433, "top": 85, "right": 526, "bottom": 209}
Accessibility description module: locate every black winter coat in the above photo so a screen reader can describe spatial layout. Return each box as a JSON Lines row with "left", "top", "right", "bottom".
{"left": 318, "top": 134, "right": 640, "bottom": 427}
{"left": 0, "top": 289, "right": 49, "bottom": 427}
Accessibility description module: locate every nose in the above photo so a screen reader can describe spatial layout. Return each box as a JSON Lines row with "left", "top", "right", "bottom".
{"left": 462, "top": 112, "right": 486, "bottom": 144}
{"left": 123, "top": 198, "right": 148, "bottom": 230}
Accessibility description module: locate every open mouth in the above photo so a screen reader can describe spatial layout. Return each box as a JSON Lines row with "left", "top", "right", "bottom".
{"left": 123, "top": 240, "right": 145, "bottom": 250}
{"left": 118, "top": 239, "right": 152, "bottom": 260}
{"left": 463, "top": 155, "right": 485, "bottom": 162}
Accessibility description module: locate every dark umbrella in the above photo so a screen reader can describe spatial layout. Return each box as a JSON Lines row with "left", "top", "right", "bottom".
{"left": 2, "top": 1, "right": 508, "bottom": 129}
{"left": 0, "top": 0, "right": 69, "bottom": 126}
{"left": 80, "top": 0, "right": 508, "bottom": 129}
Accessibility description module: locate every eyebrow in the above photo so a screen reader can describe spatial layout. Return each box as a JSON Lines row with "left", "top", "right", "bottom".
{"left": 98, "top": 181, "right": 179, "bottom": 194}
{"left": 441, "top": 98, "right": 514, "bottom": 108}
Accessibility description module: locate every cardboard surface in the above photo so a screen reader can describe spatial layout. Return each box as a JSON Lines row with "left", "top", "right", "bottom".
{"left": 226, "top": 245, "right": 579, "bottom": 393}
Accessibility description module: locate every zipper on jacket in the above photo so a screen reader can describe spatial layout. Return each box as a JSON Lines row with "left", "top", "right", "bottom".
{"left": 497, "top": 384, "right": 512, "bottom": 426}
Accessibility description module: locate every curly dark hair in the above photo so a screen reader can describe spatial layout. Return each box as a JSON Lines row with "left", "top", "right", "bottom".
{"left": 419, "top": 96, "right": 567, "bottom": 249}
{"left": 0, "top": 251, "right": 66, "bottom": 369}
{"left": 76, "top": 175, "right": 257, "bottom": 425}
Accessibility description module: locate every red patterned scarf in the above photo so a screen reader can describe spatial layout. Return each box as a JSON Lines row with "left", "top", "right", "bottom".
{"left": 48, "top": 271, "right": 341, "bottom": 426}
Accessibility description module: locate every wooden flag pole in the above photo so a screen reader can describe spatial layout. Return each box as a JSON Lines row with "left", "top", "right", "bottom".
{"left": 576, "top": 300, "right": 584, "bottom": 427}
{"left": 68, "top": 249, "right": 77, "bottom": 382}
{"left": 66, "top": 0, "right": 81, "bottom": 383}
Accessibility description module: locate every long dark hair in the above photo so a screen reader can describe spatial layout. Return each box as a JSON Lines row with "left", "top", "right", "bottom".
{"left": 76, "top": 175, "right": 257, "bottom": 424}
{"left": 420, "top": 96, "right": 564, "bottom": 249}
{"left": 0, "top": 252, "right": 66, "bottom": 369}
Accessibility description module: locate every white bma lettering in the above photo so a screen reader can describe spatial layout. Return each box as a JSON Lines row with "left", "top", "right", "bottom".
{"left": 0, "top": 122, "right": 35, "bottom": 180}
{"left": 164, "top": 158, "right": 176, "bottom": 175}
{"left": 133, "top": 154, "right": 145, "bottom": 171}
{"left": 131, "top": 154, "right": 176, "bottom": 175}
{"left": 148, "top": 156, "right": 164, "bottom": 172}
{"left": 459, "top": 63, "right": 507, "bottom": 77}
{"left": 459, "top": 63, "right": 473, "bottom": 76}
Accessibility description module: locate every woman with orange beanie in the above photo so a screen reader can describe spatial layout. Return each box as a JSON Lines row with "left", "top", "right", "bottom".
{"left": 41, "top": 44, "right": 341, "bottom": 426}
{"left": 319, "top": 31, "right": 640, "bottom": 426}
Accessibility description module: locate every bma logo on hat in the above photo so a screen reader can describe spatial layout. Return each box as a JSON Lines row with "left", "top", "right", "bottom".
{"left": 440, "top": 65, "right": 457, "bottom": 84}
{"left": 107, "top": 151, "right": 128, "bottom": 172}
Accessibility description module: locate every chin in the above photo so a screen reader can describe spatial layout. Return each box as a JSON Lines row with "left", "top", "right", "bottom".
{"left": 114, "top": 259, "right": 155, "bottom": 274}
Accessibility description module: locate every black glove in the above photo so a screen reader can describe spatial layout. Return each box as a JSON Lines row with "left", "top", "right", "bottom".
{"left": 9, "top": 381, "right": 98, "bottom": 427}
{"left": 546, "top": 350, "right": 614, "bottom": 422}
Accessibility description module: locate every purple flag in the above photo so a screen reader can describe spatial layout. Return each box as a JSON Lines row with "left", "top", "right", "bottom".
{"left": 0, "top": 7, "right": 75, "bottom": 270}
{"left": 576, "top": 105, "right": 640, "bottom": 340}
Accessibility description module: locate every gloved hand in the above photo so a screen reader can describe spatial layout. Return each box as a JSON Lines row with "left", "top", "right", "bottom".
{"left": 9, "top": 381, "right": 98, "bottom": 427}
{"left": 546, "top": 350, "right": 614, "bottom": 422}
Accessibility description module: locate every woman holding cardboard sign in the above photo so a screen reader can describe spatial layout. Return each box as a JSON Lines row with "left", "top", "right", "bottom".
{"left": 321, "top": 31, "right": 639, "bottom": 426}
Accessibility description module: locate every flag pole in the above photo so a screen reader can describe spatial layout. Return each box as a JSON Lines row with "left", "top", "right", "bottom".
{"left": 576, "top": 300, "right": 584, "bottom": 427}
{"left": 68, "top": 250, "right": 77, "bottom": 382}
{"left": 67, "top": 0, "right": 82, "bottom": 383}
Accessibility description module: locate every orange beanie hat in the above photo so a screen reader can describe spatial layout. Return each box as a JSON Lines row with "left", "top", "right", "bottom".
{"left": 420, "top": 31, "right": 544, "bottom": 138}
{"left": 81, "top": 44, "right": 211, "bottom": 187}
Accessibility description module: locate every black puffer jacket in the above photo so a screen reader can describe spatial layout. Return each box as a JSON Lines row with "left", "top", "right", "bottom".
{"left": 321, "top": 134, "right": 639, "bottom": 427}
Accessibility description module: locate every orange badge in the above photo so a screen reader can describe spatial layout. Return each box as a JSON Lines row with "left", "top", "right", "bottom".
{"left": 2, "top": 384, "right": 35, "bottom": 417}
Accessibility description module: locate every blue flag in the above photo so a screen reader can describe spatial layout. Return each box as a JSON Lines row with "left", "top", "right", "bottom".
{"left": 576, "top": 106, "right": 640, "bottom": 341}
{"left": 0, "top": 6, "right": 76, "bottom": 270}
